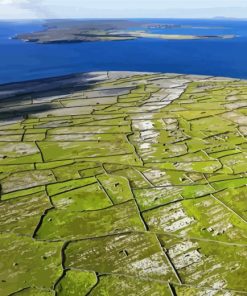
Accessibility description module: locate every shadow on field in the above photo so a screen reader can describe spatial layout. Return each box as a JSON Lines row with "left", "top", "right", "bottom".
{"left": 0, "top": 72, "right": 108, "bottom": 121}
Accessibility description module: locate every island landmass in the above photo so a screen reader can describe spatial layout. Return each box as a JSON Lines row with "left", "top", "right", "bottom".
{"left": 13, "top": 19, "right": 235, "bottom": 44}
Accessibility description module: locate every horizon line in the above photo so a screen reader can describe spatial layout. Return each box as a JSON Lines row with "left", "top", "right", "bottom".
{"left": 1, "top": 16, "right": 247, "bottom": 21}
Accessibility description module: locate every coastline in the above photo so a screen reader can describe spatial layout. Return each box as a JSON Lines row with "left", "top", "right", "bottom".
{"left": 0, "top": 70, "right": 242, "bottom": 89}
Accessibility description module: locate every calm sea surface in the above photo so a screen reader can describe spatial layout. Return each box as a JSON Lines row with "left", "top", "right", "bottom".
{"left": 1, "top": 19, "right": 247, "bottom": 84}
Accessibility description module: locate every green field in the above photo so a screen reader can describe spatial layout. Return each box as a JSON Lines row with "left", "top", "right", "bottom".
{"left": 0, "top": 72, "right": 247, "bottom": 295}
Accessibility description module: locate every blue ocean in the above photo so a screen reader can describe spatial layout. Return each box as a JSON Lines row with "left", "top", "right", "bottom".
{"left": 1, "top": 19, "right": 247, "bottom": 84}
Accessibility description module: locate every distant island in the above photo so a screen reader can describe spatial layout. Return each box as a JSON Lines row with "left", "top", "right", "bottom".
{"left": 14, "top": 19, "right": 236, "bottom": 44}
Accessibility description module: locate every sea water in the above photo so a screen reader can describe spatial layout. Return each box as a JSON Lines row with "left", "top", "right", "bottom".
{"left": 0, "top": 18, "right": 247, "bottom": 84}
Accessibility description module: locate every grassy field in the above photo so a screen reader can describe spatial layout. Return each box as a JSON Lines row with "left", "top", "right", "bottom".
{"left": 0, "top": 72, "right": 246, "bottom": 295}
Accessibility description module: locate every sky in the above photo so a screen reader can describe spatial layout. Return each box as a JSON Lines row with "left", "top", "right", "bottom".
{"left": 1, "top": 0, "right": 247, "bottom": 19}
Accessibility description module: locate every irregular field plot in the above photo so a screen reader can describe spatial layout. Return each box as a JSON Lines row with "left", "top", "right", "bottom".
{"left": 0, "top": 72, "right": 246, "bottom": 295}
